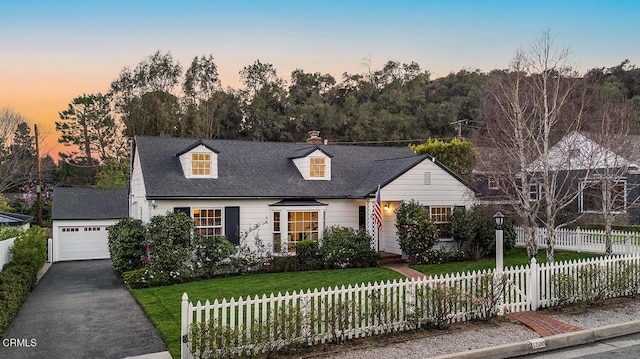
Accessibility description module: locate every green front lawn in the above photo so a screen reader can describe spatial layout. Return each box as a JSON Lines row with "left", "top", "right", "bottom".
{"left": 411, "top": 247, "right": 601, "bottom": 276}
{"left": 131, "top": 267, "right": 404, "bottom": 358}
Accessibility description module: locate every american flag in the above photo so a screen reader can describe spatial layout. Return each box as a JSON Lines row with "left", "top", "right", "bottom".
{"left": 374, "top": 185, "right": 382, "bottom": 228}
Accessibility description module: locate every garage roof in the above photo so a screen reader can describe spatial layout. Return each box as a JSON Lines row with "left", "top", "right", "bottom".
{"left": 52, "top": 187, "right": 129, "bottom": 220}
{"left": 0, "top": 212, "right": 33, "bottom": 226}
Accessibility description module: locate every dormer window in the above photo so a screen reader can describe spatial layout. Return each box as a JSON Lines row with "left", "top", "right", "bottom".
{"left": 310, "top": 157, "right": 325, "bottom": 178}
{"left": 176, "top": 140, "right": 219, "bottom": 179}
{"left": 289, "top": 146, "right": 332, "bottom": 181}
{"left": 191, "top": 153, "right": 211, "bottom": 176}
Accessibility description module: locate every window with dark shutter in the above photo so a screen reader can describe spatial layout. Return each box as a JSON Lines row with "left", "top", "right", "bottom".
{"left": 358, "top": 206, "right": 366, "bottom": 229}
{"left": 225, "top": 207, "right": 240, "bottom": 245}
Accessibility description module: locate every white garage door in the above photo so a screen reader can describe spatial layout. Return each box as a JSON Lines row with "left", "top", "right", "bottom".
{"left": 58, "top": 226, "right": 110, "bottom": 261}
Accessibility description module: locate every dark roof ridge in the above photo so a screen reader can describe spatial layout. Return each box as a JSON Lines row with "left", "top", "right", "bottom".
{"left": 175, "top": 139, "right": 220, "bottom": 156}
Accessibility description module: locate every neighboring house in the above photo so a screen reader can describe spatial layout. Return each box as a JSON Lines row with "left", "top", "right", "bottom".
{"left": 51, "top": 187, "right": 128, "bottom": 262}
{"left": 0, "top": 212, "right": 33, "bottom": 229}
{"left": 130, "top": 133, "right": 477, "bottom": 255}
{"left": 474, "top": 132, "right": 640, "bottom": 224}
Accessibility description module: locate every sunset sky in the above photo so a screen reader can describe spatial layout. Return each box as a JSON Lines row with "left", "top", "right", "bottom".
{"left": 2, "top": 0, "right": 639, "bottom": 157}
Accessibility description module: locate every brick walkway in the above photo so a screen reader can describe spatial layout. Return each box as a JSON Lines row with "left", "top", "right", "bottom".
{"left": 382, "top": 264, "right": 427, "bottom": 279}
{"left": 509, "top": 311, "right": 584, "bottom": 336}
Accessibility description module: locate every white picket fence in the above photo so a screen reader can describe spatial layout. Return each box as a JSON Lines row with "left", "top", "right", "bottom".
{"left": 180, "top": 254, "right": 640, "bottom": 359}
{"left": 0, "top": 237, "right": 16, "bottom": 268}
{"left": 515, "top": 226, "right": 640, "bottom": 255}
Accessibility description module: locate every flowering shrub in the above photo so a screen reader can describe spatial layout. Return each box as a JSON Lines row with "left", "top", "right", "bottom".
{"left": 395, "top": 200, "right": 439, "bottom": 263}
{"left": 321, "top": 226, "right": 378, "bottom": 269}
{"left": 192, "top": 234, "right": 236, "bottom": 276}
{"left": 143, "top": 212, "right": 193, "bottom": 276}
{"left": 417, "top": 248, "right": 469, "bottom": 264}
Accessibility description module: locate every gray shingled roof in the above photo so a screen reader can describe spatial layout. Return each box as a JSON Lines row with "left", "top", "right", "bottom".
{"left": 52, "top": 187, "right": 129, "bottom": 220}
{"left": 0, "top": 212, "right": 33, "bottom": 226}
{"left": 135, "top": 136, "right": 472, "bottom": 199}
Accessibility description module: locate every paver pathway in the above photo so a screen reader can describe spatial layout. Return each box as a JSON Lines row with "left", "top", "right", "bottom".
{"left": 509, "top": 311, "right": 584, "bottom": 336}
{"left": 382, "top": 263, "right": 428, "bottom": 279}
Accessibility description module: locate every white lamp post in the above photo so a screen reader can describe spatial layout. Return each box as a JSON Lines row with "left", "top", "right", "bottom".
{"left": 493, "top": 211, "right": 505, "bottom": 316}
{"left": 493, "top": 212, "right": 505, "bottom": 274}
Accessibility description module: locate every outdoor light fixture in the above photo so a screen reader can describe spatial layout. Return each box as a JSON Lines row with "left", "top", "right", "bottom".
{"left": 493, "top": 211, "right": 504, "bottom": 228}
{"left": 384, "top": 203, "right": 390, "bottom": 211}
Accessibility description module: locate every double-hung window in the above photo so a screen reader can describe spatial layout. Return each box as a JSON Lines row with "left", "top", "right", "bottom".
{"left": 191, "top": 153, "right": 211, "bottom": 176}
{"left": 430, "top": 206, "right": 452, "bottom": 238}
{"left": 193, "top": 208, "right": 222, "bottom": 238}
{"left": 309, "top": 157, "right": 325, "bottom": 178}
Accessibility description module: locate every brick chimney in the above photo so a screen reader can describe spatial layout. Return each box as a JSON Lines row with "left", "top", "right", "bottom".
{"left": 306, "top": 130, "right": 323, "bottom": 145}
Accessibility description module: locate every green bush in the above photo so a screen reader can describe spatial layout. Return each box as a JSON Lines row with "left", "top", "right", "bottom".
{"left": 295, "top": 239, "right": 322, "bottom": 270}
{"left": 108, "top": 217, "right": 146, "bottom": 277}
{"left": 266, "top": 256, "right": 299, "bottom": 273}
{"left": 147, "top": 211, "right": 194, "bottom": 249}
{"left": 419, "top": 248, "right": 469, "bottom": 264}
{"left": 321, "top": 226, "right": 378, "bottom": 269}
{"left": 0, "top": 228, "right": 45, "bottom": 335}
{"left": 144, "top": 212, "right": 194, "bottom": 275}
{"left": 0, "top": 226, "right": 23, "bottom": 241}
{"left": 10, "top": 227, "right": 47, "bottom": 271}
{"left": 0, "top": 270, "right": 31, "bottom": 334}
{"left": 395, "top": 200, "right": 439, "bottom": 263}
{"left": 1, "top": 262, "right": 36, "bottom": 291}
{"left": 450, "top": 205, "right": 515, "bottom": 260}
{"left": 123, "top": 267, "right": 160, "bottom": 289}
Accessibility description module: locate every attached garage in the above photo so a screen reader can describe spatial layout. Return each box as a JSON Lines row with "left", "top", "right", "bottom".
{"left": 51, "top": 187, "right": 128, "bottom": 262}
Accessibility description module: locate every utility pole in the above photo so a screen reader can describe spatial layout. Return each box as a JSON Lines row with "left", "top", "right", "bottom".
{"left": 449, "top": 119, "right": 468, "bottom": 139}
{"left": 34, "top": 124, "right": 42, "bottom": 226}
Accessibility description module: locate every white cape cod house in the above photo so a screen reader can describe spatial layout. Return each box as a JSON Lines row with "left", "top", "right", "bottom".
{"left": 130, "top": 134, "right": 477, "bottom": 255}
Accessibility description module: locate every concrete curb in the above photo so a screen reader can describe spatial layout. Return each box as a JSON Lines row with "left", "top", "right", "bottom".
{"left": 430, "top": 320, "right": 640, "bottom": 359}
{"left": 36, "top": 262, "right": 52, "bottom": 283}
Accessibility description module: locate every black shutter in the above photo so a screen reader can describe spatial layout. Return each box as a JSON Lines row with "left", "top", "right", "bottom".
{"left": 454, "top": 205, "right": 466, "bottom": 213}
{"left": 225, "top": 207, "right": 240, "bottom": 245}
{"left": 358, "top": 206, "right": 366, "bottom": 229}
{"left": 174, "top": 207, "right": 191, "bottom": 216}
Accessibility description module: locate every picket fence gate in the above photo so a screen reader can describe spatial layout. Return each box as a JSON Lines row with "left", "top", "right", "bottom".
{"left": 180, "top": 254, "right": 640, "bottom": 359}
{"left": 515, "top": 226, "right": 640, "bottom": 255}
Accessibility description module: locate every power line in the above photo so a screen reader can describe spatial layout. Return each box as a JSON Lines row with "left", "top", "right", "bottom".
{"left": 328, "top": 136, "right": 458, "bottom": 145}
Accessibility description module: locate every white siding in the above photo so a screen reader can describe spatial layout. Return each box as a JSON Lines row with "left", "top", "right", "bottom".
{"left": 151, "top": 199, "right": 274, "bottom": 252}
{"left": 149, "top": 198, "right": 363, "bottom": 252}
{"left": 322, "top": 199, "right": 362, "bottom": 229}
{"left": 130, "top": 148, "right": 151, "bottom": 221}
{"left": 377, "top": 158, "right": 476, "bottom": 254}
{"left": 381, "top": 158, "right": 475, "bottom": 205}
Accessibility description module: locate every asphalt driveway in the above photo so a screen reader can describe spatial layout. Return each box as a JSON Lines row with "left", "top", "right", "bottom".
{"left": 0, "top": 260, "right": 167, "bottom": 359}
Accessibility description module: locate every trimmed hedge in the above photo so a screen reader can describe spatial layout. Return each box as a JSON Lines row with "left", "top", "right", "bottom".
{"left": 0, "top": 227, "right": 47, "bottom": 335}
